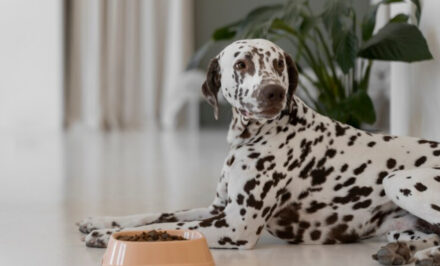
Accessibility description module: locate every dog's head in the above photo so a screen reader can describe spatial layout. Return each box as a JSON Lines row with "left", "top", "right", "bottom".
{"left": 202, "top": 39, "right": 298, "bottom": 121}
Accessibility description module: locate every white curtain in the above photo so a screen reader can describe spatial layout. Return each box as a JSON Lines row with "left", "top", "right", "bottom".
{"left": 64, "top": 0, "right": 196, "bottom": 131}
{"left": 390, "top": 0, "right": 440, "bottom": 140}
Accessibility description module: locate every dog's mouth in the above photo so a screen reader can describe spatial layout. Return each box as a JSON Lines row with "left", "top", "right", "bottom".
{"left": 239, "top": 105, "right": 283, "bottom": 119}
{"left": 258, "top": 106, "right": 282, "bottom": 118}
{"left": 238, "top": 108, "right": 254, "bottom": 117}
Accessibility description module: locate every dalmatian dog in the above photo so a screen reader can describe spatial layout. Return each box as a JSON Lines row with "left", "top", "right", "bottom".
{"left": 78, "top": 39, "right": 440, "bottom": 265}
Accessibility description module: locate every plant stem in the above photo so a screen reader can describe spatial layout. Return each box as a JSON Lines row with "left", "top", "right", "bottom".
{"left": 351, "top": 7, "right": 358, "bottom": 94}
{"left": 286, "top": 36, "right": 326, "bottom": 92}
{"left": 361, "top": 60, "right": 373, "bottom": 91}
{"left": 298, "top": 80, "right": 321, "bottom": 112}
{"left": 306, "top": 4, "right": 345, "bottom": 100}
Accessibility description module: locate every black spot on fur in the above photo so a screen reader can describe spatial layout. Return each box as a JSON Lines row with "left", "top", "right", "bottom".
{"left": 261, "top": 180, "right": 274, "bottom": 199}
{"left": 386, "top": 159, "right": 397, "bottom": 169}
{"left": 111, "top": 221, "right": 120, "bottom": 227}
{"left": 218, "top": 237, "right": 248, "bottom": 247}
{"left": 340, "top": 164, "right": 348, "bottom": 172}
{"left": 244, "top": 179, "right": 258, "bottom": 194}
{"left": 343, "top": 177, "right": 356, "bottom": 187}
{"left": 335, "top": 124, "right": 346, "bottom": 136}
{"left": 343, "top": 215, "right": 354, "bottom": 222}
{"left": 310, "top": 230, "right": 321, "bottom": 241}
{"left": 199, "top": 213, "right": 226, "bottom": 228}
{"left": 333, "top": 186, "right": 373, "bottom": 204}
{"left": 236, "top": 194, "right": 244, "bottom": 205}
{"left": 383, "top": 136, "right": 393, "bottom": 142}
{"left": 256, "top": 155, "right": 275, "bottom": 171}
{"left": 353, "top": 163, "right": 367, "bottom": 175}
{"left": 306, "top": 201, "right": 327, "bottom": 213}
{"left": 326, "top": 149, "right": 337, "bottom": 158}
{"left": 248, "top": 152, "right": 260, "bottom": 159}
{"left": 352, "top": 199, "right": 372, "bottom": 210}
{"left": 431, "top": 204, "right": 440, "bottom": 212}
{"left": 256, "top": 225, "right": 264, "bottom": 235}
{"left": 227, "top": 156, "right": 235, "bottom": 166}
{"left": 400, "top": 188, "right": 412, "bottom": 196}
{"left": 327, "top": 224, "right": 359, "bottom": 243}
{"left": 376, "top": 171, "right": 388, "bottom": 185}
{"left": 326, "top": 213, "right": 338, "bottom": 225}
{"left": 367, "top": 141, "right": 376, "bottom": 147}
{"left": 246, "top": 194, "right": 263, "bottom": 210}
{"left": 415, "top": 156, "right": 427, "bottom": 167}
{"left": 154, "top": 213, "right": 178, "bottom": 223}
{"left": 414, "top": 182, "right": 427, "bottom": 192}
{"left": 311, "top": 167, "right": 334, "bottom": 186}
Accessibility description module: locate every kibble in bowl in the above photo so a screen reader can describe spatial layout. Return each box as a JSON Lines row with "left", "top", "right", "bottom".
{"left": 115, "top": 230, "right": 186, "bottom": 242}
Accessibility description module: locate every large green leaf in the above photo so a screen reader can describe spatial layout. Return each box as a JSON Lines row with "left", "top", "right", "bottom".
{"left": 389, "top": 13, "right": 409, "bottom": 23}
{"left": 410, "top": 0, "right": 421, "bottom": 25}
{"left": 358, "top": 23, "right": 433, "bottom": 62}
{"left": 362, "top": 5, "right": 378, "bottom": 41}
{"left": 362, "top": 0, "right": 405, "bottom": 41}
{"left": 212, "top": 20, "right": 241, "bottom": 41}
{"left": 326, "top": 104, "right": 350, "bottom": 124}
{"left": 334, "top": 29, "right": 358, "bottom": 73}
{"left": 237, "top": 4, "right": 283, "bottom": 39}
{"left": 298, "top": 13, "right": 319, "bottom": 36}
{"left": 344, "top": 90, "right": 376, "bottom": 124}
{"left": 211, "top": 4, "right": 282, "bottom": 41}
{"left": 322, "top": 0, "right": 352, "bottom": 37}
{"left": 271, "top": 18, "right": 297, "bottom": 36}
{"left": 282, "top": 0, "right": 306, "bottom": 26}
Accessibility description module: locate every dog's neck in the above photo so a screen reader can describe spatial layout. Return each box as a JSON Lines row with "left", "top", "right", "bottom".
{"left": 227, "top": 96, "right": 315, "bottom": 146}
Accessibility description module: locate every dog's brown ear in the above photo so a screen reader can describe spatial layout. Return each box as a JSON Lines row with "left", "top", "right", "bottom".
{"left": 201, "top": 58, "right": 221, "bottom": 120}
{"left": 284, "top": 53, "right": 298, "bottom": 105}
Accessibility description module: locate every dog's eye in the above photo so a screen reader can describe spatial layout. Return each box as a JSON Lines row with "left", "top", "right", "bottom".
{"left": 277, "top": 59, "right": 284, "bottom": 69}
{"left": 235, "top": 60, "right": 247, "bottom": 70}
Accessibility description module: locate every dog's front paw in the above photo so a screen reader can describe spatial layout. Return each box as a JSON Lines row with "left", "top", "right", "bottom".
{"left": 85, "top": 229, "right": 117, "bottom": 248}
{"left": 77, "top": 216, "right": 120, "bottom": 234}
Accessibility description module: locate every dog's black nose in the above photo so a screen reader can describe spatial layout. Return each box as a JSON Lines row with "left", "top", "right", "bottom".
{"left": 259, "top": 84, "right": 285, "bottom": 105}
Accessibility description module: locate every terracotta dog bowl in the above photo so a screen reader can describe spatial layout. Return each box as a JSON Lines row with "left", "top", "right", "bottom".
{"left": 102, "top": 230, "right": 215, "bottom": 266}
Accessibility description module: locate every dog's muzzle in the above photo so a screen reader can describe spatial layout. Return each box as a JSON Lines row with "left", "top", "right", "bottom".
{"left": 256, "top": 84, "right": 285, "bottom": 117}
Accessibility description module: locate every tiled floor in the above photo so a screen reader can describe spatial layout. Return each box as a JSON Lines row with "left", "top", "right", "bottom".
{"left": 0, "top": 130, "right": 385, "bottom": 265}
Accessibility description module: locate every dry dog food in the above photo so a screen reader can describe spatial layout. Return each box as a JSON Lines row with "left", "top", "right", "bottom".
{"left": 116, "top": 230, "right": 186, "bottom": 242}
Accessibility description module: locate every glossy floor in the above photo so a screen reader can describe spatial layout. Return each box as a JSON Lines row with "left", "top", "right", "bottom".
{"left": 0, "top": 130, "right": 386, "bottom": 266}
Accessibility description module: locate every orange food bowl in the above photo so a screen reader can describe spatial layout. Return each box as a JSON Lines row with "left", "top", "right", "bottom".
{"left": 102, "top": 230, "right": 215, "bottom": 266}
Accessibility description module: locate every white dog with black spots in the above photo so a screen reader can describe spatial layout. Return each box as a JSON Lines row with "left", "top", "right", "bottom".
{"left": 78, "top": 39, "right": 440, "bottom": 266}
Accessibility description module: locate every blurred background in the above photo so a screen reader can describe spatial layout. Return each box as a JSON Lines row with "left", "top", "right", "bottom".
{"left": 0, "top": 0, "right": 439, "bottom": 135}
{"left": 0, "top": 1, "right": 440, "bottom": 265}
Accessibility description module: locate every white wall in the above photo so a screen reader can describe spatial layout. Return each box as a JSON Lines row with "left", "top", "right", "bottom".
{"left": 0, "top": 0, "right": 63, "bottom": 132}
{"left": 391, "top": 0, "right": 440, "bottom": 140}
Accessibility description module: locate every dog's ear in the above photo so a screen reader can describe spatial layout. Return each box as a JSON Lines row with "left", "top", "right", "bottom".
{"left": 284, "top": 53, "right": 298, "bottom": 105}
{"left": 201, "top": 58, "right": 221, "bottom": 120}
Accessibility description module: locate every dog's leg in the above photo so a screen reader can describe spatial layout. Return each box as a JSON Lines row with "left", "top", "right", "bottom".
{"left": 85, "top": 203, "right": 267, "bottom": 249}
{"left": 372, "top": 168, "right": 440, "bottom": 265}
{"left": 84, "top": 165, "right": 288, "bottom": 249}
{"left": 382, "top": 168, "right": 440, "bottom": 226}
{"left": 78, "top": 207, "right": 220, "bottom": 234}
{"left": 373, "top": 230, "right": 440, "bottom": 265}
{"left": 78, "top": 175, "right": 228, "bottom": 234}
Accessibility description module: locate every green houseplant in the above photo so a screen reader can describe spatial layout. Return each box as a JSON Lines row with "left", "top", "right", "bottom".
{"left": 190, "top": 0, "right": 433, "bottom": 128}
